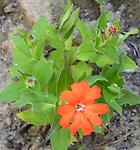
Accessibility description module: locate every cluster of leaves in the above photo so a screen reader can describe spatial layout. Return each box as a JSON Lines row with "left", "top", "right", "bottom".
{"left": 0, "top": 1, "right": 140, "bottom": 149}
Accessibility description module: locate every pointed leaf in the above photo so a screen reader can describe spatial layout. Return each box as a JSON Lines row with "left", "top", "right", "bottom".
{"left": 101, "top": 109, "right": 114, "bottom": 126}
{"left": 98, "top": 12, "right": 107, "bottom": 31}
{"left": 56, "top": 60, "right": 73, "bottom": 96}
{"left": 50, "top": 50, "right": 64, "bottom": 70}
{"left": 12, "top": 36, "right": 31, "bottom": 56}
{"left": 103, "top": 87, "right": 122, "bottom": 115}
{"left": 121, "top": 55, "right": 138, "bottom": 72}
{"left": 94, "top": 126, "right": 104, "bottom": 134}
{"left": 76, "top": 43, "right": 98, "bottom": 61}
{"left": 59, "top": 3, "right": 73, "bottom": 29}
{"left": 86, "top": 75, "right": 108, "bottom": 86}
{"left": 0, "top": 80, "right": 26, "bottom": 102}
{"left": 101, "top": 43, "right": 119, "bottom": 64}
{"left": 46, "top": 33, "right": 64, "bottom": 50}
{"left": 71, "top": 62, "right": 92, "bottom": 81}
{"left": 51, "top": 128, "right": 71, "bottom": 150}
{"left": 76, "top": 19, "right": 93, "bottom": 43}
{"left": 17, "top": 107, "right": 55, "bottom": 125}
{"left": 96, "top": 55, "right": 114, "bottom": 67}
{"left": 31, "top": 17, "right": 48, "bottom": 40}
{"left": 60, "top": 8, "right": 79, "bottom": 38}
{"left": 30, "top": 59, "right": 53, "bottom": 88}
{"left": 13, "top": 46, "right": 37, "bottom": 73}
{"left": 118, "top": 28, "right": 139, "bottom": 45}
{"left": 117, "top": 90, "right": 140, "bottom": 105}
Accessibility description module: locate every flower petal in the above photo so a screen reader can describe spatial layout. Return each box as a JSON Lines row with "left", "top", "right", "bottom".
{"left": 70, "top": 112, "right": 94, "bottom": 136}
{"left": 82, "top": 85, "right": 102, "bottom": 103}
{"left": 69, "top": 113, "right": 81, "bottom": 135}
{"left": 60, "top": 90, "right": 78, "bottom": 104}
{"left": 86, "top": 103, "right": 109, "bottom": 114}
{"left": 59, "top": 111, "right": 75, "bottom": 128}
{"left": 57, "top": 104, "right": 75, "bottom": 116}
{"left": 71, "top": 81, "right": 90, "bottom": 101}
{"left": 80, "top": 114, "right": 94, "bottom": 136}
{"left": 84, "top": 110, "right": 103, "bottom": 126}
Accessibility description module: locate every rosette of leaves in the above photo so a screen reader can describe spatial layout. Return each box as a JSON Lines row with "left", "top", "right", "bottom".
{"left": 0, "top": 0, "right": 140, "bottom": 149}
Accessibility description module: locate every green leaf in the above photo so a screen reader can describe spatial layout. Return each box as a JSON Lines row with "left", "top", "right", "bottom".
{"left": 31, "top": 17, "right": 48, "bottom": 59}
{"left": 18, "top": 29, "right": 29, "bottom": 40}
{"left": 86, "top": 75, "right": 108, "bottom": 86}
{"left": 78, "top": 129, "right": 83, "bottom": 139}
{"left": 108, "top": 34, "right": 120, "bottom": 46}
{"left": 103, "top": 87, "right": 122, "bottom": 115}
{"left": 65, "top": 36, "right": 72, "bottom": 50}
{"left": 71, "top": 62, "right": 92, "bottom": 81}
{"left": 98, "top": 12, "right": 107, "bottom": 31}
{"left": 76, "top": 43, "right": 98, "bottom": 61}
{"left": 60, "top": 8, "right": 79, "bottom": 38}
{"left": 12, "top": 36, "right": 31, "bottom": 57}
{"left": 32, "top": 102, "right": 56, "bottom": 124}
{"left": 107, "top": 83, "right": 121, "bottom": 94}
{"left": 46, "top": 33, "right": 64, "bottom": 50}
{"left": 13, "top": 46, "right": 37, "bottom": 73}
{"left": 38, "top": 93, "right": 56, "bottom": 104}
{"left": 101, "top": 64, "right": 119, "bottom": 84}
{"left": 101, "top": 43, "right": 119, "bottom": 64}
{"left": 35, "top": 38, "right": 46, "bottom": 59}
{"left": 17, "top": 107, "right": 54, "bottom": 125}
{"left": 117, "top": 90, "right": 140, "bottom": 105}
{"left": 102, "top": 108, "right": 114, "bottom": 126}
{"left": 46, "top": 22, "right": 59, "bottom": 37}
{"left": 56, "top": 59, "right": 73, "bottom": 96}
{"left": 8, "top": 66, "right": 22, "bottom": 79}
{"left": 32, "top": 17, "right": 64, "bottom": 54}
{"left": 47, "top": 73, "right": 57, "bottom": 95}
{"left": 94, "top": 126, "right": 104, "bottom": 134}
{"left": 96, "top": 55, "right": 114, "bottom": 67}
{"left": 113, "top": 19, "right": 120, "bottom": 31}
{"left": 0, "top": 80, "right": 26, "bottom": 102}
{"left": 15, "top": 92, "right": 56, "bottom": 125}
{"left": 31, "top": 17, "right": 48, "bottom": 40}
{"left": 118, "top": 28, "right": 139, "bottom": 45}
{"left": 14, "top": 92, "right": 56, "bottom": 108}
{"left": 30, "top": 59, "right": 53, "bottom": 88}
{"left": 46, "top": 116, "right": 61, "bottom": 141}
{"left": 50, "top": 50, "right": 64, "bottom": 70}
{"left": 106, "top": 11, "right": 113, "bottom": 20}
{"left": 92, "top": 21, "right": 99, "bottom": 40}
{"left": 51, "top": 128, "right": 71, "bottom": 150}
{"left": 76, "top": 19, "right": 93, "bottom": 43}
{"left": 121, "top": 55, "right": 138, "bottom": 72}
{"left": 65, "top": 50, "right": 77, "bottom": 65}
{"left": 59, "top": 3, "right": 73, "bottom": 29}
{"left": 45, "top": 24, "right": 64, "bottom": 50}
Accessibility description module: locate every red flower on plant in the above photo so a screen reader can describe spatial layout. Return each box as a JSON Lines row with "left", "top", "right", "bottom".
{"left": 108, "top": 25, "right": 117, "bottom": 34}
{"left": 57, "top": 81, "right": 109, "bottom": 136}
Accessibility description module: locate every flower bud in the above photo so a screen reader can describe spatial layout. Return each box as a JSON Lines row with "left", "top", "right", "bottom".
{"left": 26, "top": 76, "right": 36, "bottom": 88}
{"left": 108, "top": 25, "right": 117, "bottom": 34}
{"left": 27, "top": 34, "right": 36, "bottom": 47}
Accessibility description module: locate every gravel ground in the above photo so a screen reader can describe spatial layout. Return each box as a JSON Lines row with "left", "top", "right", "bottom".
{"left": 0, "top": 0, "right": 140, "bottom": 150}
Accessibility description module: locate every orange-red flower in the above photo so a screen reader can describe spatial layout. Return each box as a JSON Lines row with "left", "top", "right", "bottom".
{"left": 57, "top": 81, "right": 109, "bottom": 136}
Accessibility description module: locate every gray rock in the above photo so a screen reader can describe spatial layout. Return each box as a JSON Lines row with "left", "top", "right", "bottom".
{"left": 131, "top": 146, "right": 140, "bottom": 150}
{"left": 0, "top": 0, "right": 10, "bottom": 14}
{"left": 4, "top": 3, "right": 15, "bottom": 13}
{"left": 17, "top": 0, "right": 65, "bottom": 26}
{"left": 105, "top": 146, "right": 117, "bottom": 150}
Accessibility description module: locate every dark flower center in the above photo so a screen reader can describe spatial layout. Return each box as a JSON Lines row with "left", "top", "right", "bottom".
{"left": 75, "top": 103, "right": 85, "bottom": 112}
